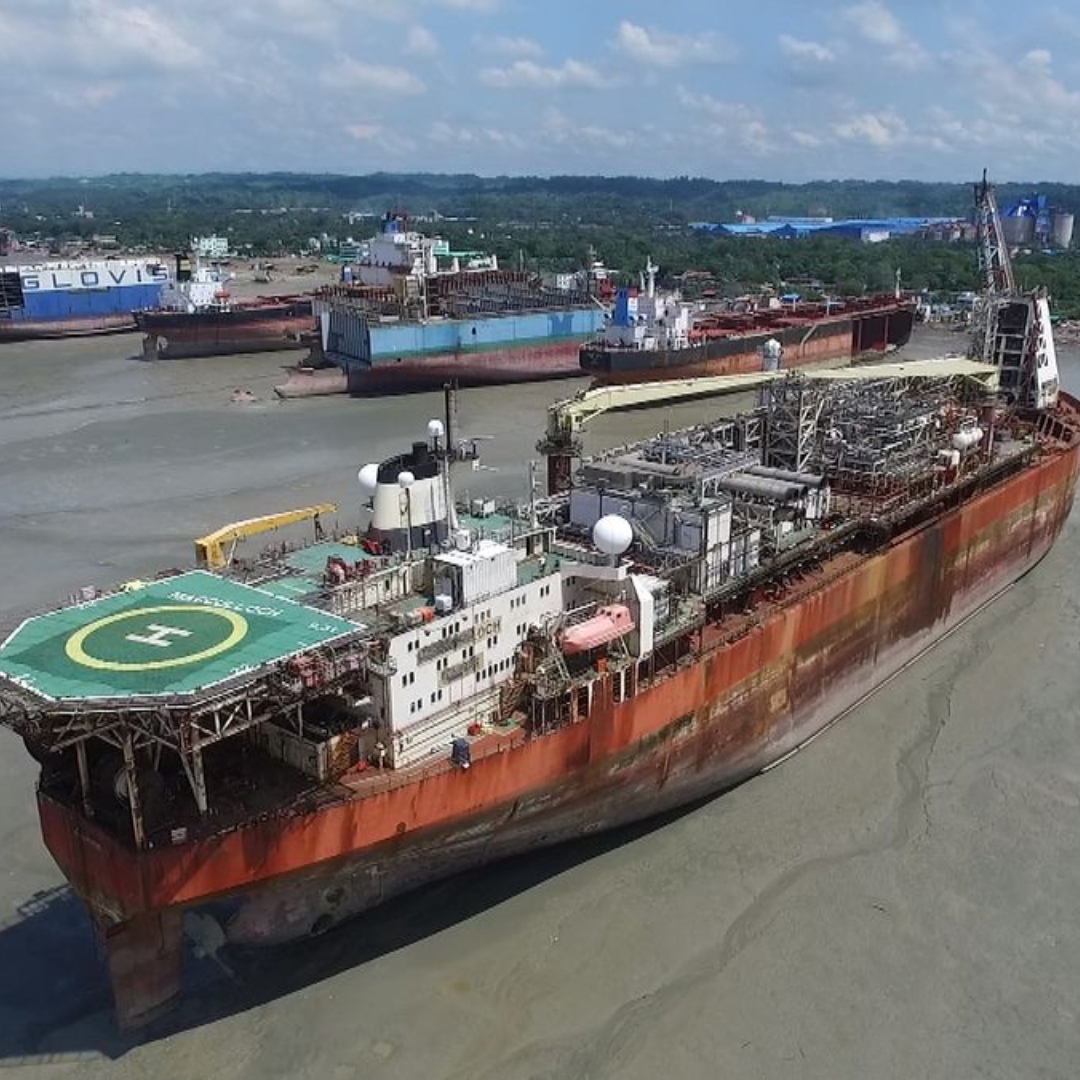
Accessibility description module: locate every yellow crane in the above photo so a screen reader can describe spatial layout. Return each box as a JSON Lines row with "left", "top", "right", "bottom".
{"left": 195, "top": 503, "right": 337, "bottom": 569}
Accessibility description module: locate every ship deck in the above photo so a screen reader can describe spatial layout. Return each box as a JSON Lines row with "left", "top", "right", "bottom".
{"left": 0, "top": 504, "right": 535, "bottom": 707}
{"left": 0, "top": 570, "right": 363, "bottom": 703}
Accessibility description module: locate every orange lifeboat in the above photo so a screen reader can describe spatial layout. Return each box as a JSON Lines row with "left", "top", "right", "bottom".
{"left": 558, "top": 604, "right": 635, "bottom": 655}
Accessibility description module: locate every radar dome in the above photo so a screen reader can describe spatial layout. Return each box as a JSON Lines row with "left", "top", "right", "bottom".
{"left": 357, "top": 463, "right": 380, "bottom": 496}
{"left": 593, "top": 514, "right": 633, "bottom": 555}
{"left": 427, "top": 418, "right": 445, "bottom": 440}
{"left": 397, "top": 469, "right": 416, "bottom": 488}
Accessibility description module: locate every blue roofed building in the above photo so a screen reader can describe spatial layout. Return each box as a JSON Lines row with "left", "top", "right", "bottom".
{"left": 689, "top": 215, "right": 962, "bottom": 242}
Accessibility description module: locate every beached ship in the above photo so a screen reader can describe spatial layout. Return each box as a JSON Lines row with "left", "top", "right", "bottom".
{"left": 579, "top": 260, "right": 916, "bottom": 384}
{"left": 0, "top": 258, "right": 171, "bottom": 341}
{"left": 135, "top": 254, "right": 313, "bottom": 360}
{"left": 275, "top": 212, "right": 609, "bottom": 398}
{"left": 0, "top": 176, "right": 1075, "bottom": 1032}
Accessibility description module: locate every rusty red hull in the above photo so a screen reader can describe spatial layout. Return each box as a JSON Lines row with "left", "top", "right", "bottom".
{"left": 0, "top": 313, "right": 138, "bottom": 341}
{"left": 345, "top": 340, "right": 588, "bottom": 394}
{"left": 36, "top": 404, "right": 1080, "bottom": 1027}
{"left": 135, "top": 300, "right": 314, "bottom": 360}
{"left": 582, "top": 300, "right": 916, "bottom": 385}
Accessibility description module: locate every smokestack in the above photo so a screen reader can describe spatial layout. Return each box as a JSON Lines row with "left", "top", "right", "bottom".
{"left": 444, "top": 380, "right": 459, "bottom": 461}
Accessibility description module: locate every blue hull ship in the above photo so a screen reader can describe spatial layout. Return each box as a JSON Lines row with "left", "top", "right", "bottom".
{"left": 0, "top": 258, "right": 171, "bottom": 341}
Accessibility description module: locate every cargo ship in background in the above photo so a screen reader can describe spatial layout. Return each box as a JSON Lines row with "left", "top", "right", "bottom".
{"left": 0, "top": 175, "right": 1075, "bottom": 1033}
{"left": 580, "top": 259, "right": 917, "bottom": 384}
{"left": 0, "top": 257, "right": 170, "bottom": 341}
{"left": 275, "top": 211, "right": 610, "bottom": 397}
{"left": 135, "top": 254, "right": 314, "bottom": 360}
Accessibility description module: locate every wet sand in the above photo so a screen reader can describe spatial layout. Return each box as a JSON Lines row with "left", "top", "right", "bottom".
{"left": 1, "top": 326, "right": 1079, "bottom": 1079}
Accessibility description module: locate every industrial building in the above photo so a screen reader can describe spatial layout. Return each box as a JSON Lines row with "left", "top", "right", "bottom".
{"left": 689, "top": 216, "right": 965, "bottom": 243}
{"left": 999, "top": 196, "right": 1074, "bottom": 250}
{"left": 692, "top": 199, "right": 1074, "bottom": 251}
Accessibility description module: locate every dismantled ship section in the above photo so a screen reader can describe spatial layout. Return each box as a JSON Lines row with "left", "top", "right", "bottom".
{"left": 0, "top": 360, "right": 1077, "bottom": 1029}
{"left": 308, "top": 268, "right": 607, "bottom": 392}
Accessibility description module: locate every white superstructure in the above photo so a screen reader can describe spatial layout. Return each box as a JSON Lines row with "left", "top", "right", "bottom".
{"left": 601, "top": 259, "right": 697, "bottom": 352}
{"left": 346, "top": 212, "right": 498, "bottom": 288}
{"left": 156, "top": 259, "right": 233, "bottom": 313}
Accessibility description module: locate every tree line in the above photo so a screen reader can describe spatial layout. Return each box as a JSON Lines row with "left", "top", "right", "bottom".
{"left": 3, "top": 172, "right": 1080, "bottom": 315}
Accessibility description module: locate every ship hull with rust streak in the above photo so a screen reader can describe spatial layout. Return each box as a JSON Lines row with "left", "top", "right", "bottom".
{"left": 582, "top": 302, "right": 916, "bottom": 385}
{"left": 35, "top": 409, "right": 1079, "bottom": 1027}
{"left": 0, "top": 314, "right": 139, "bottom": 341}
{"left": 135, "top": 301, "right": 314, "bottom": 360}
{"left": 345, "top": 340, "right": 588, "bottom": 394}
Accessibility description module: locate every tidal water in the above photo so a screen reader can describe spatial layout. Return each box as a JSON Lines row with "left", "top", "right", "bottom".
{"left": 2, "top": 326, "right": 1079, "bottom": 1079}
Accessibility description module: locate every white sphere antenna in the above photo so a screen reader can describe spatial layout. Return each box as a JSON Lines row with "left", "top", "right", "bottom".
{"left": 593, "top": 514, "right": 633, "bottom": 556}
{"left": 427, "top": 418, "right": 445, "bottom": 441}
{"left": 397, "top": 469, "right": 416, "bottom": 489}
{"left": 357, "top": 463, "right": 380, "bottom": 496}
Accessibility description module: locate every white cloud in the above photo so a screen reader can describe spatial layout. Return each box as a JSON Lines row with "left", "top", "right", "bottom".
{"left": 346, "top": 122, "right": 383, "bottom": 140}
{"left": 541, "top": 108, "right": 633, "bottom": 150}
{"left": 406, "top": 25, "right": 440, "bottom": 56}
{"left": 430, "top": 120, "right": 524, "bottom": 146}
{"left": 1015, "top": 48, "right": 1080, "bottom": 111}
{"left": 948, "top": 42, "right": 1080, "bottom": 122}
{"left": 844, "top": 0, "right": 926, "bottom": 69}
{"left": 833, "top": 110, "right": 910, "bottom": 148}
{"left": 226, "top": 0, "right": 493, "bottom": 34}
{"left": 676, "top": 88, "right": 751, "bottom": 124}
{"left": 9, "top": 0, "right": 1080, "bottom": 181}
{"left": 320, "top": 58, "right": 426, "bottom": 94}
{"left": 846, "top": 0, "right": 904, "bottom": 47}
{"left": 480, "top": 58, "right": 608, "bottom": 89}
{"left": 474, "top": 34, "right": 543, "bottom": 58}
{"left": 676, "top": 89, "right": 772, "bottom": 154}
{"left": 613, "top": 21, "right": 735, "bottom": 67}
{"left": 0, "top": 2, "right": 204, "bottom": 78}
{"left": 779, "top": 34, "right": 836, "bottom": 65}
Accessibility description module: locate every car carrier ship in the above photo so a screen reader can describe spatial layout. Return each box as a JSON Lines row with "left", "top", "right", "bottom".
{"left": 0, "top": 176, "right": 1076, "bottom": 1031}
{"left": 0, "top": 257, "right": 171, "bottom": 341}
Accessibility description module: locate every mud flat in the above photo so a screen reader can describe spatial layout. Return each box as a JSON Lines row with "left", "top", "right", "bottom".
{"left": 1, "top": 325, "right": 1079, "bottom": 1079}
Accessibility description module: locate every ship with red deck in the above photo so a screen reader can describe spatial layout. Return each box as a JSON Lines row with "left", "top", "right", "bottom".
{"left": 580, "top": 259, "right": 917, "bottom": 385}
{"left": 0, "top": 175, "right": 1075, "bottom": 1032}
{"left": 135, "top": 254, "right": 314, "bottom": 360}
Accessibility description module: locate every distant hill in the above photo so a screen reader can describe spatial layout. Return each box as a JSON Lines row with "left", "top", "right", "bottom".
{"left": 3, "top": 172, "right": 1080, "bottom": 228}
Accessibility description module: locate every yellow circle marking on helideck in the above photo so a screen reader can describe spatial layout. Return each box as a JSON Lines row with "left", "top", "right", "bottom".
{"left": 64, "top": 605, "right": 248, "bottom": 671}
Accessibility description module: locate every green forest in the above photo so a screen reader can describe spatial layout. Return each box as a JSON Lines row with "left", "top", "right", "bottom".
{"left": 5, "top": 172, "right": 1080, "bottom": 316}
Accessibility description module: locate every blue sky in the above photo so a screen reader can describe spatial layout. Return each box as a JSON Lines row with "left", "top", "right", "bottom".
{"left": 4, "top": 0, "right": 1080, "bottom": 181}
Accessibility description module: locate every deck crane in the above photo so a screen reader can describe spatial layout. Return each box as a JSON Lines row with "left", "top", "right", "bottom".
{"left": 969, "top": 170, "right": 1059, "bottom": 409}
{"left": 537, "top": 359, "right": 1000, "bottom": 495}
{"left": 195, "top": 504, "right": 337, "bottom": 569}
{"left": 535, "top": 372, "right": 781, "bottom": 494}
{"left": 973, "top": 168, "right": 1016, "bottom": 295}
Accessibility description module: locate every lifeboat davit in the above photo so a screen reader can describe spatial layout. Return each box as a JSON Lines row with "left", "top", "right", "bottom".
{"left": 558, "top": 604, "right": 635, "bottom": 655}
